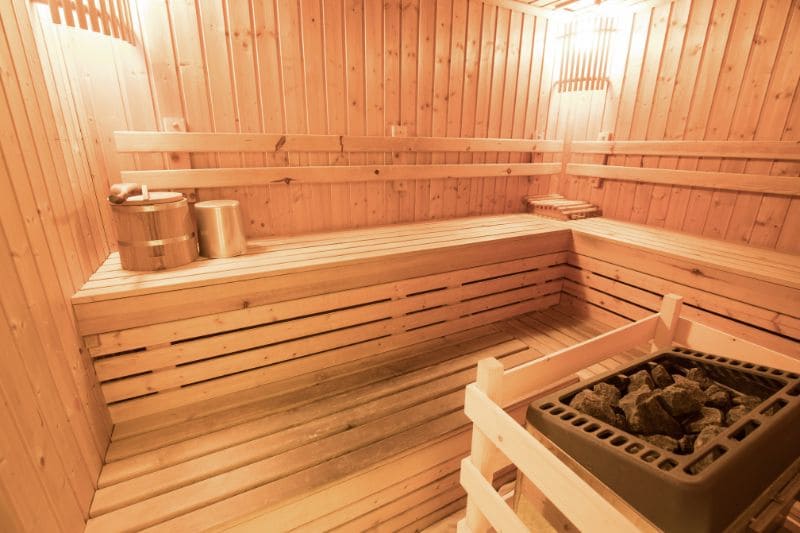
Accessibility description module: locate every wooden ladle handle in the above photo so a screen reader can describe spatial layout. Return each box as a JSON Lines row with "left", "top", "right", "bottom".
{"left": 108, "top": 183, "right": 142, "bottom": 204}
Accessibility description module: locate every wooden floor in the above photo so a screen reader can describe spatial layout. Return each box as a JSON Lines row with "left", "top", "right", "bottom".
{"left": 85, "top": 305, "right": 644, "bottom": 532}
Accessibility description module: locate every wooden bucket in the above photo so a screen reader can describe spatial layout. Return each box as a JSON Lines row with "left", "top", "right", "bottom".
{"left": 111, "top": 191, "right": 198, "bottom": 271}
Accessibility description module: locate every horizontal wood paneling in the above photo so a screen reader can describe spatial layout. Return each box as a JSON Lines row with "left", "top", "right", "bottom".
{"left": 0, "top": 1, "right": 112, "bottom": 531}
{"left": 549, "top": 0, "right": 800, "bottom": 253}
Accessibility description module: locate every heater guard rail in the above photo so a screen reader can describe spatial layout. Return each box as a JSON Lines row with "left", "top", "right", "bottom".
{"left": 457, "top": 294, "right": 800, "bottom": 533}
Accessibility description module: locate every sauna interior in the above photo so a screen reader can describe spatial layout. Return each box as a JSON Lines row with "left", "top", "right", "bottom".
{"left": 2, "top": 0, "right": 800, "bottom": 531}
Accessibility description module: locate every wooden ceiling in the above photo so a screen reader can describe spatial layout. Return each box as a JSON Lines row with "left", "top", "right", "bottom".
{"left": 489, "top": 0, "right": 666, "bottom": 17}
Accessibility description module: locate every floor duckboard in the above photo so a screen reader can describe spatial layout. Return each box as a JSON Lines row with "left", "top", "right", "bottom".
{"left": 87, "top": 306, "right": 643, "bottom": 532}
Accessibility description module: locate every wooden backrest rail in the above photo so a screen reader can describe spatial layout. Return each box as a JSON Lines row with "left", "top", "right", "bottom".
{"left": 114, "top": 132, "right": 565, "bottom": 154}
{"left": 121, "top": 163, "right": 562, "bottom": 188}
{"left": 113, "top": 132, "right": 800, "bottom": 195}
{"left": 571, "top": 140, "right": 800, "bottom": 160}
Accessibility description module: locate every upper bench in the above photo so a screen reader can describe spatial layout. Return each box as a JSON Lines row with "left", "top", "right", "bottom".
{"left": 69, "top": 213, "right": 799, "bottom": 423}
{"left": 73, "top": 214, "right": 571, "bottom": 423}
{"left": 565, "top": 217, "right": 800, "bottom": 357}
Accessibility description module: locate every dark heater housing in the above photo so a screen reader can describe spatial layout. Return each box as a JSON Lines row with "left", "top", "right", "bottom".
{"left": 527, "top": 348, "right": 800, "bottom": 532}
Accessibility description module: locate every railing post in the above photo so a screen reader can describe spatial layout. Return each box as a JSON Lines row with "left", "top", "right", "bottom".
{"left": 463, "top": 357, "right": 505, "bottom": 533}
{"left": 652, "top": 294, "right": 683, "bottom": 350}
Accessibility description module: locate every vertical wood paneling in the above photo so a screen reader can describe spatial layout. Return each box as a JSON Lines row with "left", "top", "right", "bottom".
{"left": 48, "top": 0, "right": 550, "bottom": 237}
{"left": 2, "top": 1, "right": 113, "bottom": 530}
{"left": 553, "top": 0, "right": 800, "bottom": 251}
{"left": 32, "top": 0, "right": 797, "bottom": 248}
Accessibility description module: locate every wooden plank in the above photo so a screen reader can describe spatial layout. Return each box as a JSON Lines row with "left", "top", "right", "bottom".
{"left": 567, "top": 163, "right": 800, "bottom": 195}
{"left": 72, "top": 229, "right": 570, "bottom": 330}
{"left": 566, "top": 253, "right": 800, "bottom": 342}
{"left": 99, "top": 277, "right": 563, "bottom": 402}
{"left": 103, "top": 329, "right": 514, "bottom": 471}
{"left": 91, "top": 254, "right": 567, "bottom": 357}
{"left": 570, "top": 140, "right": 800, "bottom": 160}
{"left": 463, "top": 385, "right": 642, "bottom": 532}
{"left": 95, "top": 339, "right": 533, "bottom": 514}
{"left": 569, "top": 231, "right": 799, "bottom": 316}
{"left": 460, "top": 459, "right": 528, "bottom": 533}
{"left": 113, "top": 131, "right": 564, "bottom": 153}
{"left": 502, "top": 314, "right": 658, "bottom": 404}
{"left": 105, "top": 294, "right": 560, "bottom": 422}
{"left": 106, "top": 325, "right": 505, "bottom": 441}
{"left": 122, "top": 162, "right": 562, "bottom": 188}
{"left": 674, "top": 318, "right": 800, "bottom": 373}
{"left": 463, "top": 358, "right": 505, "bottom": 532}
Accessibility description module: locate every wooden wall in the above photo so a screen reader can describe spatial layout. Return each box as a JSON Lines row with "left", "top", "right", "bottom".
{"left": 0, "top": 1, "right": 112, "bottom": 531}
{"left": 29, "top": 0, "right": 800, "bottom": 249}
{"left": 550, "top": 0, "right": 800, "bottom": 253}
{"left": 32, "top": 0, "right": 561, "bottom": 237}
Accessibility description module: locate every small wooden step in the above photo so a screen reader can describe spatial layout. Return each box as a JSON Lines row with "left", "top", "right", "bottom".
{"left": 524, "top": 194, "right": 601, "bottom": 220}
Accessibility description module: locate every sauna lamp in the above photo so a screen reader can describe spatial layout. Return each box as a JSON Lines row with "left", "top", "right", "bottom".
{"left": 558, "top": 16, "right": 615, "bottom": 92}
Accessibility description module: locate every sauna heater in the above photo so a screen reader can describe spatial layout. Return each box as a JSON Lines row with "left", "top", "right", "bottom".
{"left": 527, "top": 348, "right": 800, "bottom": 532}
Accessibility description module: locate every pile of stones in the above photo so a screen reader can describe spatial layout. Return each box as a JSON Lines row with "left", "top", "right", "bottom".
{"left": 568, "top": 362, "right": 763, "bottom": 456}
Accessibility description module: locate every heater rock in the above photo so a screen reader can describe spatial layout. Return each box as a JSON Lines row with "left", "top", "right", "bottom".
{"left": 694, "top": 425, "right": 724, "bottom": 449}
{"left": 686, "top": 367, "right": 714, "bottom": 390}
{"left": 593, "top": 382, "right": 621, "bottom": 407}
{"left": 569, "top": 390, "right": 619, "bottom": 426}
{"left": 642, "top": 434, "right": 680, "bottom": 453}
{"left": 733, "top": 394, "right": 762, "bottom": 410}
{"left": 629, "top": 370, "right": 655, "bottom": 392}
{"left": 672, "top": 374, "right": 699, "bottom": 389}
{"left": 621, "top": 387, "right": 682, "bottom": 436}
{"left": 650, "top": 364, "right": 674, "bottom": 389}
{"left": 605, "top": 374, "right": 631, "bottom": 396}
{"left": 705, "top": 384, "right": 731, "bottom": 409}
{"left": 726, "top": 405, "right": 749, "bottom": 426}
{"left": 657, "top": 383, "right": 705, "bottom": 417}
{"left": 685, "top": 407, "right": 724, "bottom": 434}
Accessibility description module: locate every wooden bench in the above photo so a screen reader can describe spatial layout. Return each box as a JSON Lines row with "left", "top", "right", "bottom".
{"left": 73, "top": 214, "right": 571, "bottom": 424}
{"left": 564, "top": 217, "right": 800, "bottom": 358}
{"left": 70, "top": 213, "right": 799, "bottom": 531}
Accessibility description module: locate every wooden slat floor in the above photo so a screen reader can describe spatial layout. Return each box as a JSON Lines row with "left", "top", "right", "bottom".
{"left": 85, "top": 305, "right": 646, "bottom": 532}
{"left": 73, "top": 214, "right": 568, "bottom": 303}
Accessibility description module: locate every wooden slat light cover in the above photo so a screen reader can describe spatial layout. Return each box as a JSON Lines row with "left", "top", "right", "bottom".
{"left": 557, "top": 17, "right": 614, "bottom": 92}
{"left": 33, "top": 0, "right": 134, "bottom": 43}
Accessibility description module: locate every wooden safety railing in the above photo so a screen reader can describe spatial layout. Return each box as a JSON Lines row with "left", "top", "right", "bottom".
{"left": 457, "top": 294, "right": 800, "bottom": 532}
{"left": 113, "top": 132, "right": 564, "bottom": 188}
{"left": 114, "top": 132, "right": 564, "bottom": 154}
{"left": 112, "top": 131, "right": 800, "bottom": 195}
{"left": 33, "top": 0, "right": 135, "bottom": 43}
{"left": 567, "top": 140, "right": 800, "bottom": 196}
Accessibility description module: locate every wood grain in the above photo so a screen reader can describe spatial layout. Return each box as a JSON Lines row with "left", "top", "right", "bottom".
{"left": 0, "top": 1, "right": 112, "bottom": 529}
